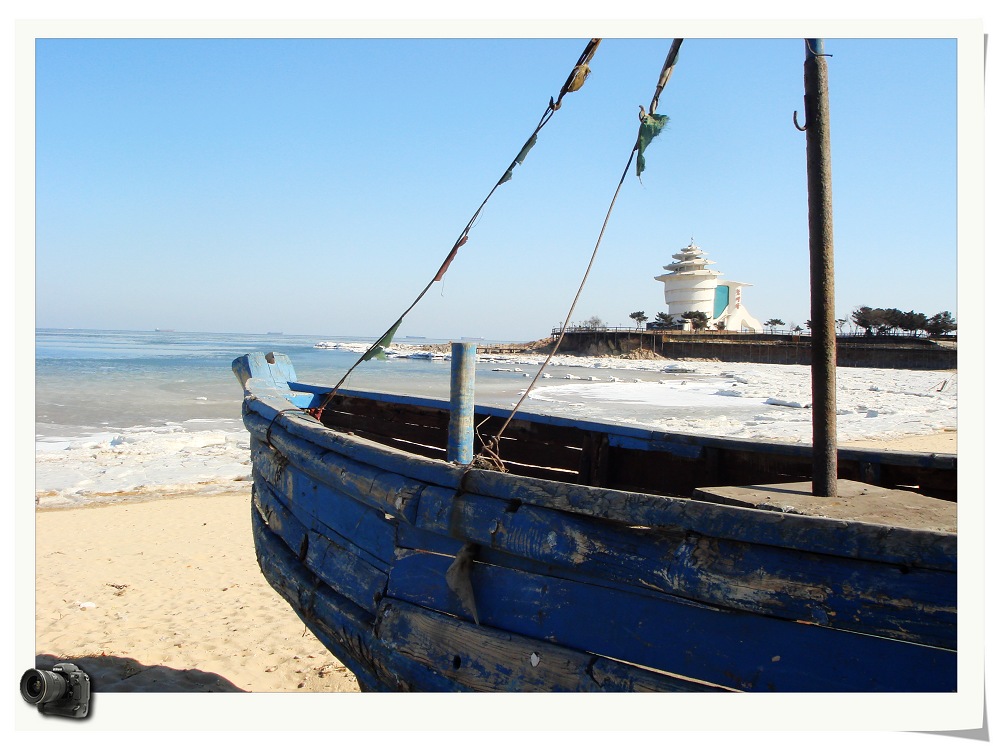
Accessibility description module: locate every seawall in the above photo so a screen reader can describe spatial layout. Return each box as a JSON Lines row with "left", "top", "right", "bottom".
{"left": 547, "top": 331, "right": 957, "bottom": 370}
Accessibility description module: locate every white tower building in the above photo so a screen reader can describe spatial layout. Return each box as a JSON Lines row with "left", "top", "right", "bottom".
{"left": 654, "top": 241, "right": 762, "bottom": 332}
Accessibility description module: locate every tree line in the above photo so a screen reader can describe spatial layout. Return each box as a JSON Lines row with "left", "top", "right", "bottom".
{"left": 846, "top": 307, "right": 956, "bottom": 337}
{"left": 616, "top": 307, "right": 957, "bottom": 337}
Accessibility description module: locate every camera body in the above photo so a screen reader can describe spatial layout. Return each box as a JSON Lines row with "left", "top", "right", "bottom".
{"left": 20, "top": 663, "right": 91, "bottom": 719}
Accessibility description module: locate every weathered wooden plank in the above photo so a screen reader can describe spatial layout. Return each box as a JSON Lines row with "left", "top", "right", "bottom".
{"left": 373, "top": 598, "right": 726, "bottom": 692}
{"left": 608, "top": 433, "right": 705, "bottom": 459}
{"left": 693, "top": 480, "right": 956, "bottom": 533}
{"left": 285, "top": 465, "right": 399, "bottom": 566}
{"left": 319, "top": 394, "right": 452, "bottom": 431}
{"left": 320, "top": 409, "right": 449, "bottom": 449}
{"left": 410, "top": 485, "right": 956, "bottom": 648}
{"left": 252, "top": 442, "right": 398, "bottom": 566}
{"left": 276, "top": 432, "right": 423, "bottom": 524}
{"left": 461, "top": 468, "right": 957, "bottom": 571}
{"left": 472, "top": 413, "right": 588, "bottom": 450}
{"left": 251, "top": 507, "right": 466, "bottom": 692}
{"left": 579, "top": 431, "right": 610, "bottom": 486}
{"left": 243, "top": 407, "right": 469, "bottom": 491}
{"left": 234, "top": 352, "right": 297, "bottom": 389}
{"left": 251, "top": 477, "right": 309, "bottom": 554}
{"left": 244, "top": 400, "right": 956, "bottom": 569}
{"left": 251, "top": 427, "right": 423, "bottom": 527}
{"left": 474, "top": 434, "right": 583, "bottom": 474}
{"left": 252, "top": 477, "right": 388, "bottom": 614}
{"left": 386, "top": 548, "right": 957, "bottom": 692}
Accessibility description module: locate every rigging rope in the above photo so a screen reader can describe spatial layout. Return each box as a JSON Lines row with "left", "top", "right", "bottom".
{"left": 470, "top": 38, "right": 685, "bottom": 473}
{"left": 309, "top": 38, "right": 602, "bottom": 421}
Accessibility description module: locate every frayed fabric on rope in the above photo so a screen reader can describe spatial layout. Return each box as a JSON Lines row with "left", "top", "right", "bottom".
{"left": 636, "top": 111, "right": 670, "bottom": 177}
{"left": 434, "top": 235, "right": 469, "bottom": 281}
{"left": 499, "top": 133, "right": 538, "bottom": 185}
{"left": 362, "top": 318, "right": 403, "bottom": 361}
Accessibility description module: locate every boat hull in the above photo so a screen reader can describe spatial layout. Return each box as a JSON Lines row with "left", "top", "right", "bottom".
{"left": 236, "top": 352, "right": 957, "bottom": 692}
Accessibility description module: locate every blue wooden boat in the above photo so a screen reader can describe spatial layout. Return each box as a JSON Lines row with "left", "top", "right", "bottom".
{"left": 233, "top": 351, "right": 957, "bottom": 693}
{"left": 232, "top": 37, "right": 957, "bottom": 694}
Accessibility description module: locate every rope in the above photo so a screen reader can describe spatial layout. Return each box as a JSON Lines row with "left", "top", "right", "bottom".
{"left": 470, "top": 39, "right": 685, "bottom": 472}
{"left": 309, "top": 38, "right": 602, "bottom": 421}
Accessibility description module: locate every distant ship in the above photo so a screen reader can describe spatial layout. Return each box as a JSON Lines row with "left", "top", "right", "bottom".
{"left": 154, "top": 328, "right": 175, "bottom": 332}
{"left": 267, "top": 331, "right": 284, "bottom": 335}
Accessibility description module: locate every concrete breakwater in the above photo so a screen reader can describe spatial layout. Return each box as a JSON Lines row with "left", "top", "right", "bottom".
{"left": 517, "top": 331, "right": 958, "bottom": 370}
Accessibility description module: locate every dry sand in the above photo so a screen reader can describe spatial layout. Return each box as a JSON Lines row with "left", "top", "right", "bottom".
{"left": 30, "top": 430, "right": 956, "bottom": 694}
{"left": 32, "top": 492, "right": 360, "bottom": 693}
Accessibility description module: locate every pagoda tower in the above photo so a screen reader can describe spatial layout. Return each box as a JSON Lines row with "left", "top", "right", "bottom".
{"left": 653, "top": 240, "right": 762, "bottom": 332}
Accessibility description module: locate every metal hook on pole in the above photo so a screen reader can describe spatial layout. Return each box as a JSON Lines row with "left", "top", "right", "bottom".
{"left": 793, "top": 110, "right": 807, "bottom": 131}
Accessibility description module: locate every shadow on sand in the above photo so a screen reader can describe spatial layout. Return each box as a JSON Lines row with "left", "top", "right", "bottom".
{"left": 34, "top": 653, "right": 244, "bottom": 693}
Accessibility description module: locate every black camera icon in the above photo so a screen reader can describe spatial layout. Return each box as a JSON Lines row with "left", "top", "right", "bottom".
{"left": 20, "top": 663, "right": 91, "bottom": 719}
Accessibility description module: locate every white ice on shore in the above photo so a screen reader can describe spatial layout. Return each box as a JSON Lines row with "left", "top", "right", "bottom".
{"left": 476, "top": 354, "right": 957, "bottom": 446}
{"left": 35, "top": 422, "right": 253, "bottom": 508}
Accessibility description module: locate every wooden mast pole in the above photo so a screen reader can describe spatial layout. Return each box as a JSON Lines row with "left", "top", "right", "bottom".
{"left": 802, "top": 38, "right": 838, "bottom": 497}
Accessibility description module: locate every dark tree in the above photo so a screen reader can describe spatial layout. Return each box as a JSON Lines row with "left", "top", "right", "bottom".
{"left": 682, "top": 310, "right": 710, "bottom": 330}
{"left": 924, "top": 311, "right": 957, "bottom": 337}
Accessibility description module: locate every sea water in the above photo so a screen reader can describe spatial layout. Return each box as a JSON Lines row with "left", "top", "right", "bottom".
{"left": 32, "top": 328, "right": 958, "bottom": 508}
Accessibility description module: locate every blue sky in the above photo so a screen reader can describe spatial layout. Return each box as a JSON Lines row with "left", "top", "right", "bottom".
{"left": 32, "top": 32, "right": 965, "bottom": 341}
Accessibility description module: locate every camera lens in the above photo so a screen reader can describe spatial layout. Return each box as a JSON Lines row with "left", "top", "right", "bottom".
{"left": 20, "top": 669, "right": 68, "bottom": 705}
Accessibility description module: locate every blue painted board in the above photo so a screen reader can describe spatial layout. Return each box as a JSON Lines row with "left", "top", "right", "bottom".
{"left": 462, "top": 468, "right": 957, "bottom": 570}
{"left": 253, "top": 479, "right": 387, "bottom": 614}
{"left": 386, "top": 548, "right": 956, "bottom": 693}
{"left": 252, "top": 508, "right": 472, "bottom": 693}
{"left": 374, "top": 597, "right": 726, "bottom": 692}
{"left": 411, "top": 485, "right": 956, "bottom": 648}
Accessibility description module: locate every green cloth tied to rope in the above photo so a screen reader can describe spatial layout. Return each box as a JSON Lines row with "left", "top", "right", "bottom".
{"left": 499, "top": 133, "right": 538, "bottom": 185}
{"left": 363, "top": 318, "right": 403, "bottom": 361}
{"left": 636, "top": 111, "right": 669, "bottom": 177}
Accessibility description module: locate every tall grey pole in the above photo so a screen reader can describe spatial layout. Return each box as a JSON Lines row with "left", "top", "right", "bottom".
{"left": 802, "top": 38, "right": 838, "bottom": 497}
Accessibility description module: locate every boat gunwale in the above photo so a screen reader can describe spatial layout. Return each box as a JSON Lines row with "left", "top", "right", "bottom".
{"left": 240, "top": 374, "right": 957, "bottom": 571}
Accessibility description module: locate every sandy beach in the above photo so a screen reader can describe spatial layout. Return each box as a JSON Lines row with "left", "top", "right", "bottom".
{"left": 31, "top": 430, "right": 956, "bottom": 695}
{"left": 33, "top": 491, "right": 360, "bottom": 693}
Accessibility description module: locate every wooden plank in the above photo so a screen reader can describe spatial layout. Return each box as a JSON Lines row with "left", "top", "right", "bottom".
{"left": 472, "top": 413, "right": 588, "bottom": 450}
{"left": 320, "top": 408, "right": 448, "bottom": 449}
{"left": 693, "top": 480, "right": 957, "bottom": 533}
{"left": 408, "top": 488, "right": 956, "bottom": 648}
{"left": 373, "top": 598, "right": 726, "bottom": 692}
{"left": 251, "top": 442, "right": 398, "bottom": 566}
{"left": 244, "top": 402, "right": 956, "bottom": 569}
{"left": 608, "top": 433, "right": 705, "bottom": 459}
{"left": 319, "top": 394, "right": 452, "bottom": 431}
{"left": 250, "top": 505, "right": 383, "bottom": 688}
{"left": 386, "top": 548, "right": 957, "bottom": 693}
{"left": 252, "top": 478, "right": 388, "bottom": 614}
{"left": 579, "top": 431, "right": 610, "bottom": 486}
{"left": 285, "top": 464, "right": 399, "bottom": 566}
{"left": 243, "top": 407, "right": 469, "bottom": 491}
{"left": 233, "top": 352, "right": 296, "bottom": 389}
{"left": 475, "top": 434, "right": 583, "bottom": 474}
{"left": 461, "top": 468, "right": 957, "bottom": 571}
{"left": 251, "top": 507, "right": 466, "bottom": 692}
{"left": 251, "top": 426, "right": 424, "bottom": 526}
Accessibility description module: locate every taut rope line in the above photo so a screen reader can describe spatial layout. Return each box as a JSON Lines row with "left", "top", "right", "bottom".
{"left": 310, "top": 38, "right": 602, "bottom": 421}
{"left": 471, "top": 39, "right": 685, "bottom": 472}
